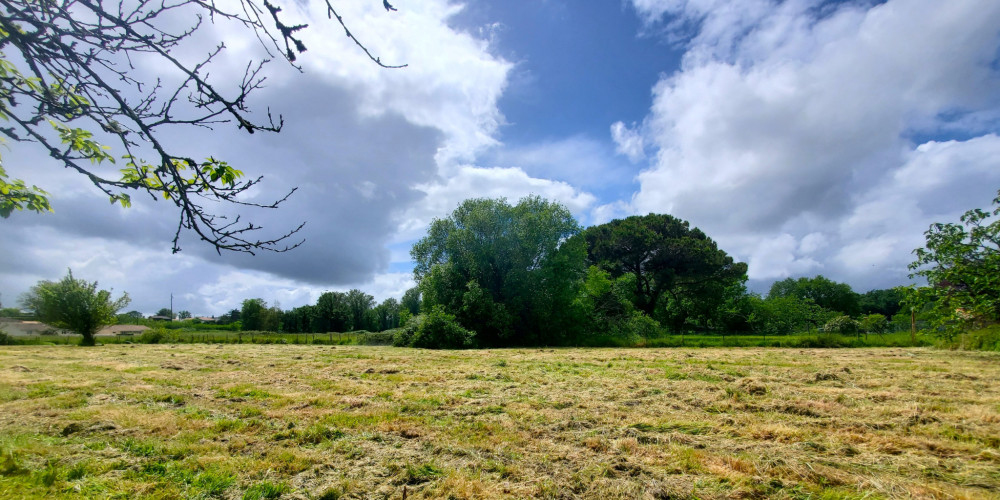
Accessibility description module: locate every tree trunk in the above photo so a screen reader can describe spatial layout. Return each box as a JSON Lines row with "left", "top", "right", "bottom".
{"left": 80, "top": 332, "right": 96, "bottom": 346}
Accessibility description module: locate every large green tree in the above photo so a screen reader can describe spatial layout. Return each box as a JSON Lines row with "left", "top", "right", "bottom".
{"left": 401, "top": 287, "right": 422, "bottom": 316}
{"left": 579, "top": 214, "right": 747, "bottom": 332}
{"left": 20, "top": 269, "right": 130, "bottom": 345}
{"left": 345, "top": 289, "right": 375, "bottom": 331}
{"left": 372, "top": 298, "right": 401, "bottom": 331}
{"left": 0, "top": 0, "right": 401, "bottom": 253}
{"left": 412, "top": 196, "right": 584, "bottom": 346}
{"left": 240, "top": 298, "right": 266, "bottom": 331}
{"left": 282, "top": 305, "right": 315, "bottom": 333}
{"left": 314, "top": 291, "right": 352, "bottom": 333}
{"left": 859, "top": 288, "right": 904, "bottom": 317}
{"left": 767, "top": 275, "right": 860, "bottom": 316}
{"left": 909, "top": 190, "right": 1000, "bottom": 334}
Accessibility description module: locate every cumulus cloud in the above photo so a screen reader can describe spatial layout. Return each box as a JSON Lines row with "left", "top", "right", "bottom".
{"left": 0, "top": 0, "right": 511, "bottom": 314}
{"left": 487, "top": 136, "right": 637, "bottom": 198}
{"left": 291, "top": 0, "right": 512, "bottom": 168}
{"left": 396, "top": 165, "right": 597, "bottom": 241}
{"left": 624, "top": 0, "right": 1000, "bottom": 289}
{"left": 610, "top": 121, "right": 646, "bottom": 162}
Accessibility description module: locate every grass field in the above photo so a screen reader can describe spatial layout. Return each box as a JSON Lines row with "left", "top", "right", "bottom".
{"left": 1, "top": 345, "right": 998, "bottom": 499}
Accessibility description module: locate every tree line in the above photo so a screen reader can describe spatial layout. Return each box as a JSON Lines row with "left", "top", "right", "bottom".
{"left": 10, "top": 191, "right": 997, "bottom": 349}
{"left": 392, "top": 196, "right": 914, "bottom": 348}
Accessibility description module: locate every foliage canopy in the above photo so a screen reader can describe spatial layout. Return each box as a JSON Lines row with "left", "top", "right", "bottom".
{"left": 412, "top": 196, "right": 583, "bottom": 346}
{"left": 580, "top": 213, "right": 748, "bottom": 331}
{"left": 909, "top": 190, "right": 1000, "bottom": 336}
{"left": 19, "top": 269, "right": 129, "bottom": 345}
{"left": 768, "top": 275, "right": 860, "bottom": 316}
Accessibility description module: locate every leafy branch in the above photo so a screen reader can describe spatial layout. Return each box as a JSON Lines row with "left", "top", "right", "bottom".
{"left": 0, "top": 0, "right": 404, "bottom": 253}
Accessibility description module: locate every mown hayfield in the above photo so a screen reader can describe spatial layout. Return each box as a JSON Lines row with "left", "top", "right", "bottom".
{"left": 1, "top": 345, "right": 998, "bottom": 499}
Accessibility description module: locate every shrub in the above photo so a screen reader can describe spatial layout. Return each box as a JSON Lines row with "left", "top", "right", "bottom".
{"left": 0, "top": 329, "right": 14, "bottom": 346}
{"left": 617, "top": 311, "right": 662, "bottom": 338}
{"left": 392, "top": 314, "right": 424, "bottom": 347}
{"left": 937, "top": 325, "right": 1000, "bottom": 351}
{"left": 137, "top": 330, "right": 165, "bottom": 344}
{"left": 356, "top": 331, "right": 394, "bottom": 345}
{"left": 860, "top": 314, "right": 889, "bottom": 335}
{"left": 822, "top": 315, "right": 860, "bottom": 335}
{"left": 410, "top": 306, "right": 474, "bottom": 349}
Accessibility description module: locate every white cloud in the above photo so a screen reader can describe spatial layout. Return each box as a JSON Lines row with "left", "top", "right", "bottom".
{"left": 195, "top": 269, "right": 413, "bottom": 314}
{"left": 743, "top": 233, "right": 821, "bottom": 281}
{"left": 798, "top": 232, "right": 826, "bottom": 254}
{"left": 833, "top": 135, "right": 1000, "bottom": 284}
{"left": 625, "top": 0, "right": 1000, "bottom": 289}
{"left": 293, "top": 0, "right": 512, "bottom": 168}
{"left": 396, "top": 165, "right": 598, "bottom": 241}
{"left": 0, "top": 0, "right": 513, "bottom": 313}
{"left": 487, "top": 136, "right": 637, "bottom": 196}
{"left": 591, "top": 201, "right": 636, "bottom": 225}
{"left": 610, "top": 121, "right": 645, "bottom": 162}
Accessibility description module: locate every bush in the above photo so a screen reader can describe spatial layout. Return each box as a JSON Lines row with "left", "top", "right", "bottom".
{"left": 822, "top": 315, "right": 860, "bottom": 335}
{"left": 937, "top": 325, "right": 1000, "bottom": 351}
{"left": 0, "top": 329, "right": 15, "bottom": 345}
{"left": 860, "top": 314, "right": 889, "bottom": 335}
{"left": 410, "top": 306, "right": 474, "bottom": 349}
{"left": 791, "top": 335, "right": 852, "bottom": 348}
{"left": 392, "top": 314, "right": 424, "bottom": 347}
{"left": 356, "top": 331, "right": 394, "bottom": 345}
{"left": 137, "top": 330, "right": 165, "bottom": 344}
{"left": 616, "top": 311, "right": 662, "bottom": 338}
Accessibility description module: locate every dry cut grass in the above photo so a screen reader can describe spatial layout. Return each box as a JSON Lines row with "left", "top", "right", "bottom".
{"left": 1, "top": 345, "right": 998, "bottom": 499}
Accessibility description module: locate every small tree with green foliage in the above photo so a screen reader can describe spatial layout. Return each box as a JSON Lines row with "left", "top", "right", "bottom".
{"left": 909, "top": 190, "right": 1000, "bottom": 339}
{"left": 240, "top": 298, "right": 266, "bottom": 331}
{"left": 20, "top": 270, "right": 130, "bottom": 346}
{"left": 910, "top": 191, "right": 1000, "bottom": 336}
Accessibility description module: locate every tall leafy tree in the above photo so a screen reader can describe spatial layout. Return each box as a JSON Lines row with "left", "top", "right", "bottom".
{"left": 401, "top": 287, "right": 421, "bottom": 316}
{"left": 218, "top": 308, "right": 241, "bottom": 325}
{"left": 859, "top": 288, "right": 904, "bottom": 317}
{"left": 260, "top": 302, "right": 282, "bottom": 332}
{"left": 240, "top": 298, "right": 266, "bottom": 330}
{"left": 580, "top": 214, "right": 747, "bottom": 331}
{"left": 314, "top": 291, "right": 351, "bottom": 333}
{"left": 768, "top": 275, "right": 860, "bottom": 316}
{"left": 373, "top": 298, "right": 401, "bottom": 331}
{"left": 909, "top": 190, "right": 1000, "bottom": 334}
{"left": 412, "top": 196, "right": 584, "bottom": 346}
{"left": 20, "top": 269, "right": 130, "bottom": 345}
{"left": 283, "top": 305, "right": 315, "bottom": 333}
{"left": 345, "top": 289, "right": 375, "bottom": 331}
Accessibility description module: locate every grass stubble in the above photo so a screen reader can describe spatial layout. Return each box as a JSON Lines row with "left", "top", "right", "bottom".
{"left": 0, "top": 344, "right": 998, "bottom": 499}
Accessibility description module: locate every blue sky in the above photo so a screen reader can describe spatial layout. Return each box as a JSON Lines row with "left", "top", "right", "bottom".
{"left": 453, "top": 1, "right": 682, "bottom": 143}
{"left": 2, "top": 0, "right": 1000, "bottom": 315}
